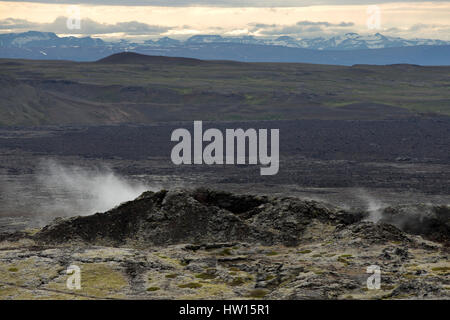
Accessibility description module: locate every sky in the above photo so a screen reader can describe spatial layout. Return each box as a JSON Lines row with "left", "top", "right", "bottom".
{"left": 0, "top": 1, "right": 449, "bottom": 41}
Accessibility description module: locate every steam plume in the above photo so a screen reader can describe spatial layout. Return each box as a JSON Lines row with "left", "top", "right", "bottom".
{"left": 0, "top": 159, "right": 151, "bottom": 225}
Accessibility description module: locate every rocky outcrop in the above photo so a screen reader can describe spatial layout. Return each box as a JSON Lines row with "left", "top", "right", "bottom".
{"left": 333, "top": 221, "right": 412, "bottom": 245}
{"left": 380, "top": 204, "right": 450, "bottom": 244}
{"left": 35, "top": 188, "right": 367, "bottom": 247}
{"left": 34, "top": 188, "right": 450, "bottom": 248}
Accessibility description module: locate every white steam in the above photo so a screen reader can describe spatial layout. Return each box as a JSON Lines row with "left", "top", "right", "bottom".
{"left": 0, "top": 159, "right": 151, "bottom": 225}
{"left": 355, "top": 189, "right": 387, "bottom": 223}
{"left": 38, "top": 160, "right": 149, "bottom": 216}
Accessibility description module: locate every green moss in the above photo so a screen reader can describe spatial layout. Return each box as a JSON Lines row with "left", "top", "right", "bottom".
{"left": 265, "top": 275, "right": 275, "bottom": 281}
{"left": 247, "top": 289, "right": 268, "bottom": 298}
{"left": 178, "top": 282, "right": 203, "bottom": 289}
{"left": 45, "top": 263, "right": 128, "bottom": 298}
{"left": 195, "top": 273, "right": 217, "bottom": 280}
{"left": 147, "top": 287, "right": 160, "bottom": 292}
{"left": 24, "top": 228, "right": 40, "bottom": 236}
{"left": 0, "top": 258, "right": 62, "bottom": 288}
{"left": 229, "top": 277, "right": 245, "bottom": 286}
{"left": 313, "top": 270, "right": 324, "bottom": 275}
{"left": 298, "top": 250, "right": 312, "bottom": 254}
{"left": 337, "top": 256, "right": 350, "bottom": 265}
{"left": 339, "top": 254, "right": 353, "bottom": 258}
{"left": 78, "top": 264, "right": 128, "bottom": 297}
{"left": 229, "top": 267, "right": 240, "bottom": 272}
{"left": 431, "top": 266, "right": 450, "bottom": 272}
{"left": 0, "top": 285, "right": 21, "bottom": 299}
{"left": 219, "top": 248, "right": 233, "bottom": 256}
{"left": 266, "top": 251, "right": 279, "bottom": 256}
{"left": 165, "top": 273, "right": 178, "bottom": 279}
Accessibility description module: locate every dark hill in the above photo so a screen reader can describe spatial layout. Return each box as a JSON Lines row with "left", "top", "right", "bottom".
{"left": 35, "top": 188, "right": 362, "bottom": 246}
{"left": 96, "top": 52, "right": 204, "bottom": 65}
{"left": 34, "top": 189, "right": 450, "bottom": 247}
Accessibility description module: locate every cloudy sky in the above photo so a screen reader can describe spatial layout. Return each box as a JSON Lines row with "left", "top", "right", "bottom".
{"left": 0, "top": 1, "right": 449, "bottom": 41}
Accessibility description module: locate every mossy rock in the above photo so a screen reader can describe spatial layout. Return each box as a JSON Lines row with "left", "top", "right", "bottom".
{"left": 218, "top": 248, "right": 233, "bottom": 256}
{"left": 178, "top": 282, "right": 202, "bottom": 289}
{"left": 337, "top": 256, "right": 349, "bottom": 265}
{"left": 247, "top": 289, "right": 268, "bottom": 298}
{"left": 147, "top": 287, "right": 160, "bottom": 292}
{"left": 48, "top": 263, "right": 128, "bottom": 298}
{"left": 195, "top": 273, "right": 217, "bottom": 280}
{"left": 431, "top": 266, "right": 450, "bottom": 272}
{"left": 229, "top": 277, "right": 245, "bottom": 286}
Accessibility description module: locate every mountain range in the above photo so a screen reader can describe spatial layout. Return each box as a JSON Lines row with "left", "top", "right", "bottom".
{"left": 1, "top": 31, "right": 450, "bottom": 65}
{"left": 163, "top": 33, "right": 450, "bottom": 50}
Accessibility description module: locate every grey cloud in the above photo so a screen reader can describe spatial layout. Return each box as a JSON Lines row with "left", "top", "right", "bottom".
{"left": 386, "top": 23, "right": 450, "bottom": 34}
{"left": 0, "top": 18, "right": 41, "bottom": 29}
{"left": 376, "top": 24, "right": 450, "bottom": 40}
{"left": 250, "top": 20, "right": 355, "bottom": 37}
{"left": 0, "top": 17, "right": 172, "bottom": 35}
{"left": 408, "top": 24, "right": 431, "bottom": 32}
{"left": 403, "top": 24, "right": 450, "bottom": 37}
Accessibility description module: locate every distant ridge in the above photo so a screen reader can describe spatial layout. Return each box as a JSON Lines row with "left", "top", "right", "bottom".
{"left": 96, "top": 52, "right": 204, "bottom": 65}
{"left": 2, "top": 31, "right": 450, "bottom": 65}
{"left": 1, "top": 56, "right": 449, "bottom": 126}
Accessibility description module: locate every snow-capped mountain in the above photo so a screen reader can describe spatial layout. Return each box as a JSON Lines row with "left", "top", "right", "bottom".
{"left": 0, "top": 31, "right": 104, "bottom": 48}
{"left": 1, "top": 31, "right": 448, "bottom": 51}
{"left": 153, "top": 37, "right": 181, "bottom": 46}
{"left": 1, "top": 31, "right": 449, "bottom": 65}
{"left": 167, "top": 33, "right": 450, "bottom": 50}
{"left": 293, "top": 33, "right": 450, "bottom": 50}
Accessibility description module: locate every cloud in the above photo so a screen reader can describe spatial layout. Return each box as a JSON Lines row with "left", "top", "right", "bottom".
{"left": 249, "top": 20, "right": 356, "bottom": 37}
{"left": 0, "top": 18, "right": 41, "bottom": 29}
{"left": 0, "top": 16, "right": 172, "bottom": 36}
{"left": 385, "top": 23, "right": 450, "bottom": 40}
{"left": 0, "top": 16, "right": 357, "bottom": 39}
{"left": 3, "top": 0, "right": 450, "bottom": 7}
